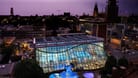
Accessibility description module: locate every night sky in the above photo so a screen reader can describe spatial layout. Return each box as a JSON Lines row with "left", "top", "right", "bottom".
{"left": 0, "top": 0, "right": 138, "bottom": 16}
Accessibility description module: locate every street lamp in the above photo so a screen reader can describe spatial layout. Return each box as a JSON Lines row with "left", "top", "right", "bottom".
{"left": 33, "top": 37, "right": 36, "bottom": 59}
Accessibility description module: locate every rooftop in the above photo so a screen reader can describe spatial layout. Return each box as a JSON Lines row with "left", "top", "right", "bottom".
{"left": 35, "top": 34, "right": 104, "bottom": 47}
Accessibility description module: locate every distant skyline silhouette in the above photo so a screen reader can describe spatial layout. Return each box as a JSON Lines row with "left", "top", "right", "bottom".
{"left": 0, "top": 0, "right": 138, "bottom": 16}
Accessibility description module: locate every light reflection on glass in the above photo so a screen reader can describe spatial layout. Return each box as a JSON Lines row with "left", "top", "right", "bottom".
{"left": 36, "top": 42, "right": 107, "bottom": 73}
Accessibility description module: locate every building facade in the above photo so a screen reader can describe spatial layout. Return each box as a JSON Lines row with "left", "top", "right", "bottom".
{"left": 35, "top": 34, "right": 107, "bottom": 73}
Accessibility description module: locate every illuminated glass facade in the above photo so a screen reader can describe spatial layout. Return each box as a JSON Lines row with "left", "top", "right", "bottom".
{"left": 35, "top": 34, "right": 107, "bottom": 73}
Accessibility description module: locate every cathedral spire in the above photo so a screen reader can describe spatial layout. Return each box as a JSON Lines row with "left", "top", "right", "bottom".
{"left": 10, "top": 7, "right": 14, "bottom": 16}
{"left": 93, "top": 3, "right": 99, "bottom": 17}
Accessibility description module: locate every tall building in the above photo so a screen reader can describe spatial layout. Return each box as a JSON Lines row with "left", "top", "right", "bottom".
{"left": 10, "top": 8, "right": 14, "bottom": 15}
{"left": 93, "top": 3, "right": 99, "bottom": 17}
{"left": 106, "top": 0, "right": 119, "bottom": 22}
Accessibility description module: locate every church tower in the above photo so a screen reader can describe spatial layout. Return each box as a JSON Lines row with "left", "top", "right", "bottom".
{"left": 106, "top": 0, "right": 119, "bottom": 22}
{"left": 10, "top": 7, "right": 14, "bottom": 15}
{"left": 93, "top": 3, "right": 99, "bottom": 17}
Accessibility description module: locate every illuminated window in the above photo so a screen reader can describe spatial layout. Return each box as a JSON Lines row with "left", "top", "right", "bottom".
{"left": 35, "top": 35, "right": 107, "bottom": 73}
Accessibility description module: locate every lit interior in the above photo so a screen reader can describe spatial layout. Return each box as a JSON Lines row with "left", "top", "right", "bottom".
{"left": 35, "top": 35, "right": 107, "bottom": 73}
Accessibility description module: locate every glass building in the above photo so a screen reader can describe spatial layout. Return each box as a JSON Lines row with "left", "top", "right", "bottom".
{"left": 35, "top": 34, "right": 107, "bottom": 73}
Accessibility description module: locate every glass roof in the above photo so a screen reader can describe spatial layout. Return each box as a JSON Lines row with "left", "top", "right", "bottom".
{"left": 35, "top": 34, "right": 104, "bottom": 47}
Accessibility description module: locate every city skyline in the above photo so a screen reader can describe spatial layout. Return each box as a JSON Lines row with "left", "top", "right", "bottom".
{"left": 0, "top": 0, "right": 138, "bottom": 16}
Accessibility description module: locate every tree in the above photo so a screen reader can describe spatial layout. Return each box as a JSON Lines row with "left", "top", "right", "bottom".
{"left": 118, "top": 56, "right": 129, "bottom": 68}
{"left": 0, "top": 41, "right": 15, "bottom": 64}
{"left": 12, "top": 59, "right": 44, "bottom": 78}
{"left": 104, "top": 55, "right": 117, "bottom": 74}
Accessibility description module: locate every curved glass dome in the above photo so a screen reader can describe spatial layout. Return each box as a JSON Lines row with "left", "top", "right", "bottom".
{"left": 35, "top": 35, "right": 107, "bottom": 73}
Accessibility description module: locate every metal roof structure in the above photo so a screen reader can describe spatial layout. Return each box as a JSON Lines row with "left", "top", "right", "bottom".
{"left": 35, "top": 34, "right": 104, "bottom": 47}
